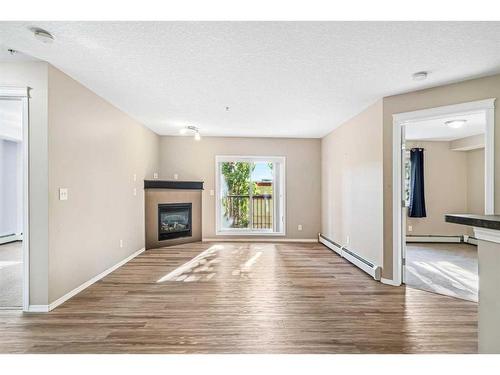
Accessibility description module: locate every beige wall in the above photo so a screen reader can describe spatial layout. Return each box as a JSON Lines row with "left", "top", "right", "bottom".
{"left": 159, "top": 136, "right": 321, "bottom": 240}
{"left": 1, "top": 62, "right": 49, "bottom": 305}
{"left": 406, "top": 141, "right": 469, "bottom": 236}
{"left": 467, "top": 147, "right": 485, "bottom": 215}
{"left": 383, "top": 73, "right": 500, "bottom": 278}
{"left": 47, "top": 66, "right": 160, "bottom": 302}
{"left": 321, "top": 101, "right": 383, "bottom": 266}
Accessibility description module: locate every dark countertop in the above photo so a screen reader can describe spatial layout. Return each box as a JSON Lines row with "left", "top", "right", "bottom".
{"left": 445, "top": 214, "right": 500, "bottom": 231}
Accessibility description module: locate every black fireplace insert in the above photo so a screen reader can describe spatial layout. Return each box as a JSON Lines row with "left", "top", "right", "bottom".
{"left": 158, "top": 203, "right": 192, "bottom": 241}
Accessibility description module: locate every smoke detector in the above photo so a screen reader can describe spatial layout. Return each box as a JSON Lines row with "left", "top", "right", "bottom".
{"left": 412, "top": 71, "right": 428, "bottom": 81}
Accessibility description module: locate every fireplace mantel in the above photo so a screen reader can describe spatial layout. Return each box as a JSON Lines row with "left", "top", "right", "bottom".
{"left": 144, "top": 180, "right": 204, "bottom": 190}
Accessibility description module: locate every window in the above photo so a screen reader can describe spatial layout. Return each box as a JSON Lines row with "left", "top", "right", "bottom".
{"left": 215, "top": 156, "right": 285, "bottom": 235}
{"left": 404, "top": 149, "right": 411, "bottom": 207}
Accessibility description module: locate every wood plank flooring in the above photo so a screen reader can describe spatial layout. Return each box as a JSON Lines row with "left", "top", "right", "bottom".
{"left": 0, "top": 242, "right": 477, "bottom": 353}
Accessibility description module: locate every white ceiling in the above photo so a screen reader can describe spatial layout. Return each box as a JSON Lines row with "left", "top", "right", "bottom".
{"left": 1, "top": 22, "right": 500, "bottom": 138}
{"left": 405, "top": 113, "right": 485, "bottom": 141}
{"left": 0, "top": 43, "right": 38, "bottom": 62}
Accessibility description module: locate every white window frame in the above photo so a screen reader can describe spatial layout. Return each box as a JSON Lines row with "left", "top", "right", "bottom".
{"left": 215, "top": 155, "right": 286, "bottom": 236}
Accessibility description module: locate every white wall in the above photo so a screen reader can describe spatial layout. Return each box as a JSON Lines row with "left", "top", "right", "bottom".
{"left": 321, "top": 100, "right": 384, "bottom": 266}
{"left": 0, "top": 139, "right": 22, "bottom": 237}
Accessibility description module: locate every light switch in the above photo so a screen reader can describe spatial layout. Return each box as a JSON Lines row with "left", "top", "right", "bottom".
{"left": 59, "top": 188, "right": 68, "bottom": 201}
{"left": 210, "top": 189, "right": 214, "bottom": 196}
{"left": 133, "top": 173, "right": 137, "bottom": 182}
{"left": 133, "top": 188, "right": 137, "bottom": 196}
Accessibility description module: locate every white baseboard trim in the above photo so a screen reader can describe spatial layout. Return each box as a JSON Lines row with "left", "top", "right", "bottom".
{"left": 466, "top": 237, "right": 478, "bottom": 246}
{"left": 202, "top": 238, "right": 318, "bottom": 243}
{"left": 0, "top": 234, "right": 23, "bottom": 245}
{"left": 381, "top": 278, "right": 401, "bottom": 287}
{"left": 405, "top": 235, "right": 462, "bottom": 243}
{"left": 27, "top": 305, "right": 50, "bottom": 313}
{"left": 463, "top": 235, "right": 478, "bottom": 246}
{"left": 46, "top": 247, "right": 145, "bottom": 312}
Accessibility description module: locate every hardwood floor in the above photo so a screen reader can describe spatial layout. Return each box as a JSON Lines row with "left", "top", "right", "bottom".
{"left": 0, "top": 242, "right": 477, "bottom": 353}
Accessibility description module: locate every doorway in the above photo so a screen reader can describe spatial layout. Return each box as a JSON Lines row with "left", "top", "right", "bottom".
{"left": 0, "top": 87, "right": 29, "bottom": 310}
{"left": 392, "top": 99, "right": 495, "bottom": 301}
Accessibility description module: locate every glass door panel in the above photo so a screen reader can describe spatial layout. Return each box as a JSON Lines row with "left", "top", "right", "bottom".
{"left": 251, "top": 162, "right": 273, "bottom": 230}
{"left": 219, "top": 161, "right": 251, "bottom": 229}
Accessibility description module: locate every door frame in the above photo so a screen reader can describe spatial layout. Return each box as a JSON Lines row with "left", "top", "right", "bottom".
{"left": 391, "top": 98, "right": 496, "bottom": 286}
{"left": 0, "top": 86, "right": 30, "bottom": 311}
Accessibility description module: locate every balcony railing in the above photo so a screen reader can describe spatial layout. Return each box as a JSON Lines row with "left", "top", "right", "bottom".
{"left": 224, "top": 194, "right": 273, "bottom": 229}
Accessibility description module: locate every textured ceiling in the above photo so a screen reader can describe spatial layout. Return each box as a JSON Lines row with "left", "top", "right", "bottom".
{"left": 1, "top": 22, "right": 500, "bottom": 138}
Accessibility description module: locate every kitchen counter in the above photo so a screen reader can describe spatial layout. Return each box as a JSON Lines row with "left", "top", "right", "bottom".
{"left": 445, "top": 214, "right": 500, "bottom": 230}
{"left": 445, "top": 213, "right": 500, "bottom": 353}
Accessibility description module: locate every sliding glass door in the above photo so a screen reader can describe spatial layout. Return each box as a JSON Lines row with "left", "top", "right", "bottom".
{"left": 216, "top": 156, "right": 285, "bottom": 235}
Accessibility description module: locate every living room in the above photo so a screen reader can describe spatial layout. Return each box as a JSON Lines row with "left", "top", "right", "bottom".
{"left": 1, "top": 2, "right": 500, "bottom": 373}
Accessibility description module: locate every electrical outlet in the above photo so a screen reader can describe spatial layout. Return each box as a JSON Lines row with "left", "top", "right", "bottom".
{"left": 119, "top": 239, "right": 123, "bottom": 248}
{"left": 59, "top": 188, "right": 68, "bottom": 201}
{"left": 297, "top": 224, "right": 303, "bottom": 231}
{"left": 346, "top": 235, "right": 350, "bottom": 245}
{"left": 174, "top": 173, "right": 179, "bottom": 180}
{"left": 210, "top": 189, "right": 215, "bottom": 196}
{"left": 153, "top": 172, "right": 159, "bottom": 179}
{"left": 133, "top": 188, "right": 137, "bottom": 196}
{"left": 133, "top": 173, "right": 137, "bottom": 182}
{"left": 408, "top": 225, "right": 413, "bottom": 232}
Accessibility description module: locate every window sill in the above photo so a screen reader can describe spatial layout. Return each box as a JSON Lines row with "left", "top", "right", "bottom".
{"left": 215, "top": 230, "right": 286, "bottom": 236}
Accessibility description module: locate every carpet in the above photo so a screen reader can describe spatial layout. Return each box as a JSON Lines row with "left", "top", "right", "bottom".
{"left": 0, "top": 241, "right": 23, "bottom": 308}
{"left": 405, "top": 242, "right": 478, "bottom": 302}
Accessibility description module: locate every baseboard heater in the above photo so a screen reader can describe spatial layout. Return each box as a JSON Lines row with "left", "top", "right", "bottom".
{"left": 406, "top": 235, "right": 477, "bottom": 245}
{"left": 318, "top": 234, "right": 382, "bottom": 281}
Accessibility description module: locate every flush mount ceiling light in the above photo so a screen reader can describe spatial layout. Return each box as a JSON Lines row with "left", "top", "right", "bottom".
{"left": 179, "top": 125, "right": 201, "bottom": 141}
{"left": 32, "top": 28, "right": 54, "bottom": 44}
{"left": 412, "top": 71, "right": 428, "bottom": 81}
{"left": 445, "top": 119, "right": 467, "bottom": 129}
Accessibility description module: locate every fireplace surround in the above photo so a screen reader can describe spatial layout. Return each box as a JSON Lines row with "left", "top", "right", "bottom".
{"left": 158, "top": 203, "right": 192, "bottom": 240}
{"left": 145, "top": 180, "right": 203, "bottom": 249}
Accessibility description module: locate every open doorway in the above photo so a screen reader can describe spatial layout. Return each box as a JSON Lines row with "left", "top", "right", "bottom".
{"left": 0, "top": 90, "right": 28, "bottom": 309}
{"left": 392, "top": 99, "right": 495, "bottom": 302}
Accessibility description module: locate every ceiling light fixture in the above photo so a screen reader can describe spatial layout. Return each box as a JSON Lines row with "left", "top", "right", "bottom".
{"left": 445, "top": 119, "right": 467, "bottom": 129}
{"left": 179, "top": 125, "right": 201, "bottom": 141}
{"left": 32, "top": 28, "right": 55, "bottom": 44}
{"left": 7, "top": 49, "right": 17, "bottom": 55}
{"left": 412, "top": 71, "right": 428, "bottom": 81}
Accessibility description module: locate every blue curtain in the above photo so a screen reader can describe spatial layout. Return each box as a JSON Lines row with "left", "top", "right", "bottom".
{"left": 409, "top": 148, "right": 426, "bottom": 218}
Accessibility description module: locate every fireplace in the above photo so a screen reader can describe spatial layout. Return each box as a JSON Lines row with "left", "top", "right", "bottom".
{"left": 158, "top": 203, "right": 192, "bottom": 241}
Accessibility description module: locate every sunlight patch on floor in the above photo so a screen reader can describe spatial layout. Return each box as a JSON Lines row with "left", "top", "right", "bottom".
{"left": 156, "top": 244, "right": 223, "bottom": 283}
